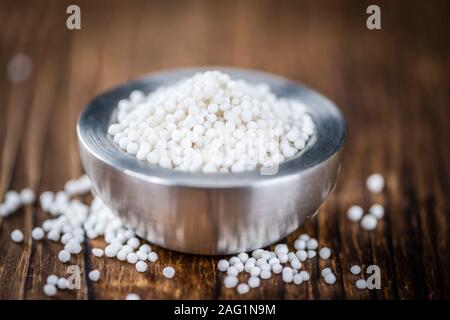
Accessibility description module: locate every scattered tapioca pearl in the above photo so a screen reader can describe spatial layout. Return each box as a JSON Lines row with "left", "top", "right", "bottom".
{"left": 260, "top": 263, "right": 271, "bottom": 272}
{"left": 136, "top": 261, "right": 148, "bottom": 273}
{"left": 356, "top": 279, "right": 367, "bottom": 289}
{"left": 229, "top": 256, "right": 241, "bottom": 265}
{"left": 5, "top": 191, "right": 21, "bottom": 210}
{"left": 299, "top": 271, "right": 310, "bottom": 281}
{"left": 126, "top": 252, "right": 138, "bottom": 264}
{"left": 366, "top": 173, "right": 384, "bottom": 193}
{"left": 64, "top": 175, "right": 91, "bottom": 196}
{"left": 294, "top": 239, "right": 306, "bottom": 250}
{"left": 307, "top": 250, "right": 317, "bottom": 259}
{"left": 272, "top": 264, "right": 283, "bottom": 274}
{"left": 291, "top": 259, "right": 302, "bottom": 270}
{"left": 347, "top": 205, "right": 364, "bottom": 222}
{"left": 360, "top": 215, "right": 378, "bottom": 231}
{"left": 39, "top": 191, "right": 54, "bottom": 211}
{"left": 11, "top": 229, "right": 24, "bottom": 243}
{"left": 127, "top": 237, "right": 140, "bottom": 249}
{"left": 105, "top": 244, "right": 120, "bottom": 257}
{"left": 162, "top": 266, "right": 175, "bottom": 279}
{"left": 261, "top": 250, "right": 272, "bottom": 261}
{"left": 244, "top": 262, "right": 255, "bottom": 273}
{"left": 237, "top": 283, "right": 250, "bottom": 294}
{"left": 147, "top": 251, "right": 158, "bottom": 262}
{"left": 296, "top": 250, "right": 308, "bottom": 262}
{"left": 47, "top": 230, "right": 60, "bottom": 242}
{"left": 278, "top": 253, "right": 288, "bottom": 264}
{"left": 283, "top": 266, "right": 293, "bottom": 274}
{"left": 234, "top": 262, "right": 245, "bottom": 273}
{"left": 324, "top": 273, "right": 336, "bottom": 285}
{"left": 61, "top": 233, "right": 73, "bottom": 245}
{"left": 299, "top": 233, "right": 310, "bottom": 241}
{"left": 321, "top": 268, "right": 332, "bottom": 277}
{"left": 31, "top": 227, "right": 44, "bottom": 241}
{"left": 274, "top": 243, "right": 289, "bottom": 255}
{"left": 260, "top": 270, "right": 272, "bottom": 280}
{"left": 250, "top": 266, "right": 261, "bottom": 277}
{"left": 121, "top": 245, "right": 133, "bottom": 254}
{"left": 65, "top": 239, "right": 82, "bottom": 254}
{"left": 57, "top": 278, "right": 68, "bottom": 290}
{"left": 139, "top": 244, "right": 152, "bottom": 253}
{"left": 256, "top": 257, "right": 268, "bottom": 266}
{"left": 136, "top": 250, "right": 148, "bottom": 261}
{"left": 293, "top": 273, "right": 304, "bottom": 285}
{"left": 306, "top": 238, "right": 318, "bottom": 250}
{"left": 43, "top": 284, "right": 57, "bottom": 297}
{"left": 350, "top": 265, "right": 361, "bottom": 275}
{"left": 268, "top": 257, "right": 279, "bottom": 265}
{"left": 58, "top": 250, "right": 71, "bottom": 263}
{"left": 282, "top": 271, "right": 294, "bottom": 283}
{"left": 287, "top": 252, "right": 297, "bottom": 262}
{"left": 369, "top": 204, "right": 385, "bottom": 220}
{"left": 125, "top": 293, "right": 141, "bottom": 300}
{"left": 227, "top": 266, "right": 239, "bottom": 276}
{"left": 47, "top": 275, "right": 59, "bottom": 285}
{"left": 319, "top": 247, "right": 331, "bottom": 260}
{"left": 248, "top": 276, "right": 260, "bottom": 288}
{"left": 92, "top": 248, "right": 104, "bottom": 257}
{"left": 19, "top": 188, "right": 36, "bottom": 205}
{"left": 224, "top": 275, "right": 238, "bottom": 288}
{"left": 237, "top": 252, "right": 249, "bottom": 263}
{"left": 88, "top": 270, "right": 100, "bottom": 282}
{"left": 117, "top": 250, "right": 128, "bottom": 261}
{"left": 252, "top": 249, "right": 264, "bottom": 259}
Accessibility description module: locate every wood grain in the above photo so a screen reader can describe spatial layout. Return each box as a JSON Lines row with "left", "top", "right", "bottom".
{"left": 0, "top": 0, "right": 449, "bottom": 300}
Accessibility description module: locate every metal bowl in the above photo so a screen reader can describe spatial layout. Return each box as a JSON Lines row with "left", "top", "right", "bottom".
{"left": 77, "top": 67, "right": 346, "bottom": 255}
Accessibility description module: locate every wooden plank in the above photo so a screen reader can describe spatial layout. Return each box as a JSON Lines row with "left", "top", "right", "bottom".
{"left": 0, "top": 0, "right": 449, "bottom": 300}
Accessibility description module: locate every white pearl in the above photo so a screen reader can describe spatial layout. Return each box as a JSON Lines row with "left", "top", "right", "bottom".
{"left": 366, "top": 173, "right": 385, "bottom": 193}
{"left": 224, "top": 275, "right": 238, "bottom": 288}
{"left": 361, "top": 214, "right": 378, "bottom": 230}
{"left": 135, "top": 261, "right": 148, "bottom": 272}
{"left": 31, "top": 227, "right": 44, "bottom": 240}
{"left": 369, "top": 204, "right": 385, "bottom": 219}
{"left": 248, "top": 276, "right": 260, "bottom": 288}
{"left": 347, "top": 205, "right": 364, "bottom": 222}
{"left": 88, "top": 270, "right": 100, "bottom": 282}
{"left": 237, "top": 283, "right": 250, "bottom": 294}
{"left": 319, "top": 247, "right": 332, "bottom": 260}
{"left": 217, "top": 259, "right": 230, "bottom": 272}
{"left": 11, "top": 229, "right": 24, "bottom": 243}
{"left": 58, "top": 250, "right": 71, "bottom": 263}
{"left": 356, "top": 279, "right": 367, "bottom": 289}
{"left": 350, "top": 265, "right": 361, "bottom": 275}
{"left": 162, "top": 266, "right": 175, "bottom": 279}
{"left": 324, "top": 273, "right": 336, "bottom": 284}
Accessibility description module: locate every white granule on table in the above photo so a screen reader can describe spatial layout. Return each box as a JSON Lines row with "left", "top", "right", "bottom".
{"left": 108, "top": 70, "right": 315, "bottom": 173}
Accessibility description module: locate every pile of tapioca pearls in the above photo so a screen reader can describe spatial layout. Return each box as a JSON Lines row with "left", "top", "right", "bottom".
{"left": 216, "top": 173, "right": 386, "bottom": 294}
{"left": 1, "top": 175, "right": 175, "bottom": 299}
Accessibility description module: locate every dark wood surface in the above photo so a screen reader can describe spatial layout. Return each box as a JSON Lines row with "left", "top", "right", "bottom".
{"left": 0, "top": 0, "right": 449, "bottom": 300}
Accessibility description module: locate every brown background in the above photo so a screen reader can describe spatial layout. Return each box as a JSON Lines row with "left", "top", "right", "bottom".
{"left": 0, "top": 0, "right": 449, "bottom": 299}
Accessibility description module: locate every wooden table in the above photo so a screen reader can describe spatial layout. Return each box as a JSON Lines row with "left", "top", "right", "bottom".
{"left": 0, "top": 0, "right": 449, "bottom": 300}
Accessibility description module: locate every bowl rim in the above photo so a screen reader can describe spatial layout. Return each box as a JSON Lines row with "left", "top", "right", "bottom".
{"left": 77, "top": 66, "right": 347, "bottom": 188}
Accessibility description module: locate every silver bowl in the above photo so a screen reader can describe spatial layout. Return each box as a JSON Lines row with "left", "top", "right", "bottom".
{"left": 77, "top": 67, "right": 346, "bottom": 255}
